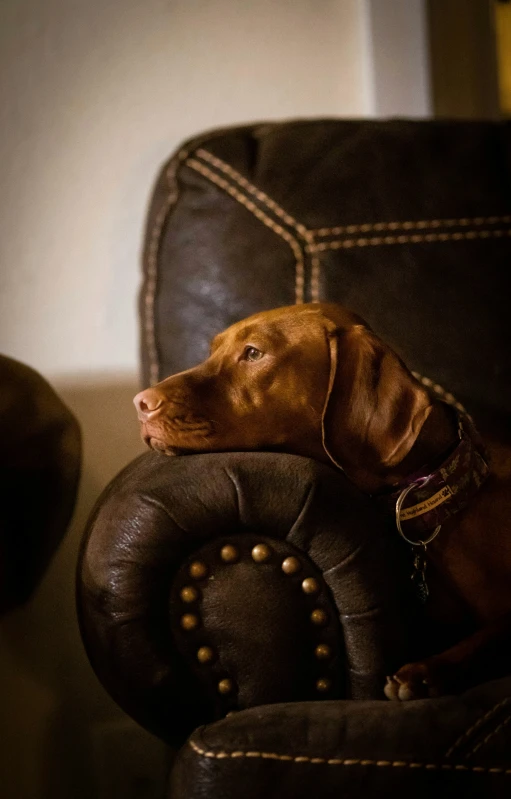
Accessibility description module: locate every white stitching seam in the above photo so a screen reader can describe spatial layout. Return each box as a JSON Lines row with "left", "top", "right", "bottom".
{"left": 307, "top": 229, "right": 511, "bottom": 253}
{"left": 186, "top": 157, "right": 305, "bottom": 305}
{"left": 468, "top": 713, "right": 511, "bottom": 758}
{"left": 195, "top": 148, "right": 309, "bottom": 237}
{"left": 193, "top": 149, "right": 316, "bottom": 302}
{"left": 188, "top": 738, "right": 511, "bottom": 774}
{"left": 411, "top": 372, "right": 468, "bottom": 417}
{"left": 186, "top": 151, "right": 511, "bottom": 305}
{"left": 446, "top": 698, "right": 511, "bottom": 759}
{"left": 143, "top": 147, "right": 189, "bottom": 385}
{"left": 306, "top": 232, "right": 321, "bottom": 304}
{"left": 312, "top": 215, "right": 511, "bottom": 237}
{"left": 143, "top": 147, "right": 511, "bottom": 383}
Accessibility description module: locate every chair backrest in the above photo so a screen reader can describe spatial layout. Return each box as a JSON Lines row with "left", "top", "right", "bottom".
{"left": 140, "top": 118, "right": 511, "bottom": 422}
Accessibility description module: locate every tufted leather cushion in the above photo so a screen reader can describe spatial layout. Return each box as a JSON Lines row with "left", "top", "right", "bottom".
{"left": 170, "top": 534, "right": 345, "bottom": 718}
{"left": 170, "top": 676, "right": 511, "bottom": 799}
{"left": 77, "top": 450, "right": 416, "bottom": 745}
{"left": 140, "top": 119, "right": 511, "bottom": 423}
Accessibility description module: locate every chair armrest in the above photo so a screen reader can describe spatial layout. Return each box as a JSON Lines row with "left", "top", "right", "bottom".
{"left": 77, "top": 450, "right": 417, "bottom": 745}
{"left": 170, "top": 676, "right": 511, "bottom": 799}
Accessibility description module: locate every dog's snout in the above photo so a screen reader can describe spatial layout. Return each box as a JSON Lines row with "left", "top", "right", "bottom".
{"left": 133, "top": 388, "right": 165, "bottom": 421}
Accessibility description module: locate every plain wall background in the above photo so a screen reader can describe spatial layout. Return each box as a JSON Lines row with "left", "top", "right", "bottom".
{"left": 0, "top": 1, "right": 430, "bottom": 796}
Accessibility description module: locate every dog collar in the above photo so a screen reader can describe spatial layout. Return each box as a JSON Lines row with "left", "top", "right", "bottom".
{"left": 379, "top": 406, "right": 489, "bottom": 543}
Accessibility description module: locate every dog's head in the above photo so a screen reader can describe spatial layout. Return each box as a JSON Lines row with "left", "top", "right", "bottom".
{"left": 134, "top": 303, "right": 432, "bottom": 488}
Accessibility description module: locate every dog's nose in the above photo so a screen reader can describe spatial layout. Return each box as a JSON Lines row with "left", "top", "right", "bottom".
{"left": 133, "top": 388, "right": 165, "bottom": 422}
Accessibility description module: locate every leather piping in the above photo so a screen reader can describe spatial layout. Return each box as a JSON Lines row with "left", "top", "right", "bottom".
{"left": 185, "top": 157, "right": 306, "bottom": 306}
{"left": 312, "top": 214, "right": 511, "bottom": 237}
{"left": 186, "top": 149, "right": 511, "bottom": 300}
{"left": 142, "top": 144, "right": 511, "bottom": 385}
{"left": 194, "top": 148, "right": 308, "bottom": 235}
{"left": 192, "top": 149, "right": 323, "bottom": 304}
{"left": 188, "top": 737, "right": 511, "bottom": 774}
{"left": 142, "top": 146, "right": 190, "bottom": 385}
{"left": 446, "top": 698, "right": 511, "bottom": 758}
{"left": 468, "top": 714, "right": 511, "bottom": 758}
{"left": 308, "top": 228, "right": 511, "bottom": 253}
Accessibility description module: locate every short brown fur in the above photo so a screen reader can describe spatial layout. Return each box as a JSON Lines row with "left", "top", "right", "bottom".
{"left": 134, "top": 303, "right": 511, "bottom": 700}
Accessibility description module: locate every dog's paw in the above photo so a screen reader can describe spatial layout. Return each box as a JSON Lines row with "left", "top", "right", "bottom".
{"left": 384, "top": 661, "right": 445, "bottom": 701}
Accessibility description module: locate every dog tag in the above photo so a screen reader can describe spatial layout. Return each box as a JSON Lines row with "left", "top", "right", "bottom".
{"left": 411, "top": 546, "right": 429, "bottom": 603}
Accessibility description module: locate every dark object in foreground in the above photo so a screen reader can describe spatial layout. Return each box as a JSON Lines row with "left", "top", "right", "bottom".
{"left": 0, "top": 355, "right": 81, "bottom": 613}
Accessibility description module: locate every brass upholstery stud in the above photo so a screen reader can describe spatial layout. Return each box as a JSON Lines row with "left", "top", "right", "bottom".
{"left": 281, "top": 556, "right": 301, "bottom": 575}
{"left": 218, "top": 678, "right": 234, "bottom": 695}
{"left": 181, "top": 613, "right": 199, "bottom": 631}
{"left": 315, "top": 644, "right": 331, "bottom": 660}
{"left": 316, "top": 678, "right": 331, "bottom": 693}
{"left": 180, "top": 586, "right": 199, "bottom": 603}
{"left": 220, "top": 544, "right": 239, "bottom": 563}
{"left": 311, "top": 608, "right": 328, "bottom": 626}
{"left": 302, "top": 577, "right": 320, "bottom": 595}
{"left": 189, "top": 561, "right": 208, "bottom": 579}
{"left": 197, "top": 646, "right": 215, "bottom": 664}
{"left": 252, "top": 544, "right": 271, "bottom": 563}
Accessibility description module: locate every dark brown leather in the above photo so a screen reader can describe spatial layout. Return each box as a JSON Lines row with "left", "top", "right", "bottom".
{"left": 141, "top": 119, "right": 511, "bottom": 424}
{"left": 77, "top": 450, "right": 415, "bottom": 745}
{"left": 171, "top": 534, "right": 345, "bottom": 718}
{"left": 78, "top": 119, "right": 511, "bottom": 793}
{"left": 170, "top": 676, "right": 511, "bottom": 799}
{"left": 0, "top": 355, "right": 81, "bottom": 612}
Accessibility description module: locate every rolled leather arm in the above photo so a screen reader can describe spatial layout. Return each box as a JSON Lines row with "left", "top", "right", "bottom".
{"left": 77, "top": 450, "right": 417, "bottom": 745}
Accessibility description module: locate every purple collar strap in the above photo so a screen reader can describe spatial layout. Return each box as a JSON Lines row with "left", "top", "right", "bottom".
{"left": 379, "top": 407, "right": 489, "bottom": 544}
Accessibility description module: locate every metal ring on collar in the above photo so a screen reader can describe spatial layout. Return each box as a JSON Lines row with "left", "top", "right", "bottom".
{"left": 395, "top": 480, "right": 442, "bottom": 546}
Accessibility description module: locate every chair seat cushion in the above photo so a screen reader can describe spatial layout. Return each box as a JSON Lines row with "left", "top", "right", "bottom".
{"left": 170, "top": 676, "right": 511, "bottom": 799}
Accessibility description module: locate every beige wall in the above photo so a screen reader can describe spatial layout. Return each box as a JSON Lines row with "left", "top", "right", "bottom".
{"left": 496, "top": 0, "right": 511, "bottom": 115}
{"left": 0, "top": 1, "right": 429, "bottom": 796}
{"left": 368, "top": 0, "right": 431, "bottom": 116}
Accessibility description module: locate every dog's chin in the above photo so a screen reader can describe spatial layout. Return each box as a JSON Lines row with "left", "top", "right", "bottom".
{"left": 143, "top": 434, "right": 207, "bottom": 457}
{"left": 143, "top": 435, "right": 183, "bottom": 456}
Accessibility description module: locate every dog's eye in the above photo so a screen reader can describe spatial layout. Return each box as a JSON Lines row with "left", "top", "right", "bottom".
{"left": 243, "top": 346, "right": 264, "bottom": 362}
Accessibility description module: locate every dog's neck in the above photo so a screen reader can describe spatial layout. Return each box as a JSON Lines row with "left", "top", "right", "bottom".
{"left": 339, "top": 401, "right": 458, "bottom": 494}
{"left": 372, "top": 401, "right": 490, "bottom": 539}
{"left": 386, "top": 401, "right": 459, "bottom": 487}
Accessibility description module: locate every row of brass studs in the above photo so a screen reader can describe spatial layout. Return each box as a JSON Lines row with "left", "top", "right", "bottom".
{"left": 180, "top": 559, "right": 232, "bottom": 695}
{"left": 279, "top": 557, "right": 333, "bottom": 692}
{"left": 179, "top": 544, "right": 333, "bottom": 694}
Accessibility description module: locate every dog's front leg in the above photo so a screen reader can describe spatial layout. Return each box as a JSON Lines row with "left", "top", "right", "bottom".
{"left": 384, "top": 614, "right": 511, "bottom": 701}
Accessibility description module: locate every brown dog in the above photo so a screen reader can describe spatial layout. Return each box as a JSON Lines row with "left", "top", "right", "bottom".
{"left": 134, "top": 303, "right": 511, "bottom": 700}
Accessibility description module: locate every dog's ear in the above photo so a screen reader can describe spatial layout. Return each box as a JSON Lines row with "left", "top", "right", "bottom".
{"left": 321, "top": 323, "right": 432, "bottom": 474}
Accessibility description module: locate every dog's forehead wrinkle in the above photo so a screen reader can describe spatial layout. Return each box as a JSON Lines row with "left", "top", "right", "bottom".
{"left": 223, "top": 319, "right": 293, "bottom": 350}
{"left": 213, "top": 303, "right": 367, "bottom": 347}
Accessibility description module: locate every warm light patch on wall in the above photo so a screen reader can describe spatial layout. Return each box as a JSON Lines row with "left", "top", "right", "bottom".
{"left": 495, "top": 1, "right": 511, "bottom": 115}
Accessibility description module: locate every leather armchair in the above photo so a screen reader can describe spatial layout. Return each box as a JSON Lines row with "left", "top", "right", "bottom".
{"left": 77, "top": 119, "right": 511, "bottom": 797}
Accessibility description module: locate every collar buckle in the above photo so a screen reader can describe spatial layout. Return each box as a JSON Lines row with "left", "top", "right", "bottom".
{"left": 395, "top": 478, "right": 442, "bottom": 546}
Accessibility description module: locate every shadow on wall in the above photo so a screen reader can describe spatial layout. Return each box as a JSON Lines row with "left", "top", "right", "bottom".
{"left": 0, "top": 375, "right": 170, "bottom": 799}
{"left": 61, "top": 374, "right": 148, "bottom": 491}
